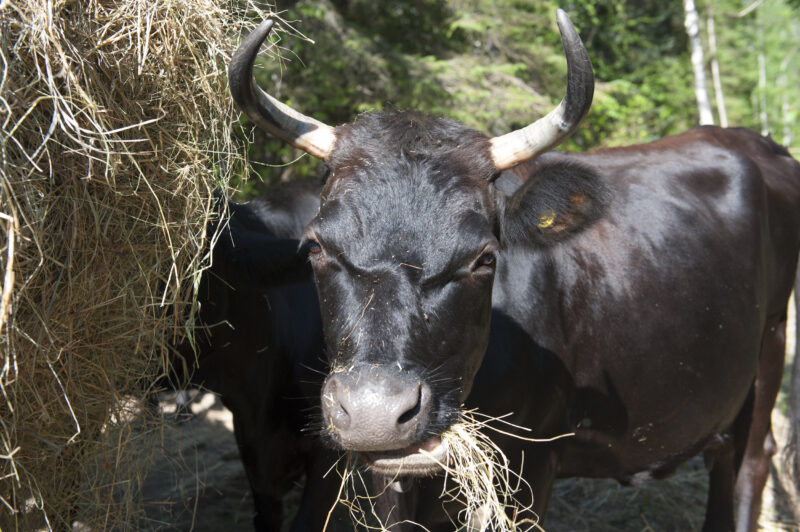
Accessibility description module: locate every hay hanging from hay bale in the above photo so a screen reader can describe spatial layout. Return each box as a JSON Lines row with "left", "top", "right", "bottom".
{"left": 0, "top": 0, "right": 275, "bottom": 528}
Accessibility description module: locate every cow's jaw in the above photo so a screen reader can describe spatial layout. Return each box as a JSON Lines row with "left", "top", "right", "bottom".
{"left": 362, "top": 435, "right": 448, "bottom": 477}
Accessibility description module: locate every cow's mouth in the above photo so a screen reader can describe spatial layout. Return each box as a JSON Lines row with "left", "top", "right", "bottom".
{"left": 361, "top": 436, "right": 448, "bottom": 477}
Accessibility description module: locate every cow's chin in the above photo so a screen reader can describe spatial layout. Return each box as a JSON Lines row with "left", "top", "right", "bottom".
{"left": 361, "top": 436, "right": 447, "bottom": 477}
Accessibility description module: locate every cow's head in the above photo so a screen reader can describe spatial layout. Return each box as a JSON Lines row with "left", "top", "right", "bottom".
{"left": 229, "top": 11, "right": 606, "bottom": 476}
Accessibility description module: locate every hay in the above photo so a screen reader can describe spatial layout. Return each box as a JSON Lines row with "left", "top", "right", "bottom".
{"left": 328, "top": 411, "right": 574, "bottom": 531}
{"left": 436, "top": 413, "right": 541, "bottom": 532}
{"left": 0, "top": 0, "right": 272, "bottom": 528}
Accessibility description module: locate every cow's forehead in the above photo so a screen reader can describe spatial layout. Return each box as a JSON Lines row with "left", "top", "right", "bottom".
{"left": 314, "top": 157, "right": 495, "bottom": 271}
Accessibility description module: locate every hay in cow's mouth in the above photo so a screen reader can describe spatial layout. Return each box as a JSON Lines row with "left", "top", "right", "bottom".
{"left": 325, "top": 411, "right": 568, "bottom": 531}
{"left": 361, "top": 435, "right": 448, "bottom": 476}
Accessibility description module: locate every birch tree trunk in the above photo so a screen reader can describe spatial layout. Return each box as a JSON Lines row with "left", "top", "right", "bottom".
{"left": 707, "top": 11, "right": 728, "bottom": 127}
{"left": 758, "top": 51, "right": 768, "bottom": 135}
{"left": 779, "top": 54, "right": 793, "bottom": 147}
{"left": 684, "top": 0, "right": 714, "bottom": 125}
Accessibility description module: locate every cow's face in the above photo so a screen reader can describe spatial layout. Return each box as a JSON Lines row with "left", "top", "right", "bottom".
{"left": 302, "top": 115, "right": 500, "bottom": 474}
{"left": 228, "top": 10, "right": 597, "bottom": 475}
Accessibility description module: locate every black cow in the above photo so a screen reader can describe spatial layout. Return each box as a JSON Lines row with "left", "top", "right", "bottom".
{"left": 172, "top": 180, "right": 327, "bottom": 530}
{"left": 228, "top": 11, "right": 800, "bottom": 532}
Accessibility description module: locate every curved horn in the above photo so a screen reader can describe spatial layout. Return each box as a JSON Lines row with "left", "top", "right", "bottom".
{"left": 490, "top": 9, "right": 594, "bottom": 171}
{"left": 228, "top": 19, "right": 336, "bottom": 160}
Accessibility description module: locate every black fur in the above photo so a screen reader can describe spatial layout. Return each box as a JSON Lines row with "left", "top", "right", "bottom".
{"left": 326, "top": 110, "right": 496, "bottom": 196}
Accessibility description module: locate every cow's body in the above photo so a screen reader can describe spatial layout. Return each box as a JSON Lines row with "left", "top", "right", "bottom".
{"left": 470, "top": 127, "right": 800, "bottom": 519}
{"left": 226, "top": 14, "right": 800, "bottom": 532}
{"left": 174, "top": 180, "right": 326, "bottom": 530}
{"left": 521, "top": 128, "right": 796, "bottom": 477}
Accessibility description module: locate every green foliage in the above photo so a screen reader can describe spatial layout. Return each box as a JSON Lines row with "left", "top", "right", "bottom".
{"left": 328, "top": 0, "right": 462, "bottom": 55}
{"left": 233, "top": 0, "right": 800, "bottom": 197}
{"left": 566, "top": 0, "right": 687, "bottom": 79}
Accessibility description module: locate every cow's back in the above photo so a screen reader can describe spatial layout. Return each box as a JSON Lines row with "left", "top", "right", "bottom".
{"left": 704, "top": 127, "right": 800, "bottom": 318}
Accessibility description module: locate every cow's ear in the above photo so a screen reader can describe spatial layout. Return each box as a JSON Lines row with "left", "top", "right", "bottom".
{"left": 499, "top": 160, "right": 610, "bottom": 246}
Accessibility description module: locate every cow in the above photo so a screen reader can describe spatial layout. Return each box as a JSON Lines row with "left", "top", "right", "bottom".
{"left": 171, "top": 179, "right": 327, "bottom": 531}
{"left": 228, "top": 10, "right": 800, "bottom": 532}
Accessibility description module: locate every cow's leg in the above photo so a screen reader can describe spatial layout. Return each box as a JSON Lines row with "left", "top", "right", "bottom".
{"left": 230, "top": 410, "right": 283, "bottom": 532}
{"left": 368, "top": 475, "right": 419, "bottom": 531}
{"left": 231, "top": 401, "right": 310, "bottom": 532}
{"left": 290, "top": 447, "right": 350, "bottom": 532}
{"left": 525, "top": 447, "right": 560, "bottom": 520}
{"left": 733, "top": 318, "right": 786, "bottom": 532}
{"left": 702, "top": 437, "right": 736, "bottom": 532}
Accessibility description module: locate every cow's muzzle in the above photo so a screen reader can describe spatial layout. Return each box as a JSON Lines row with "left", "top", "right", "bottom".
{"left": 322, "top": 368, "right": 433, "bottom": 453}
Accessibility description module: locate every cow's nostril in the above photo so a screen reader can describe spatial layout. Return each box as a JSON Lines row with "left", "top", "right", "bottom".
{"left": 324, "top": 376, "right": 352, "bottom": 430}
{"left": 397, "top": 384, "right": 422, "bottom": 425}
{"left": 330, "top": 400, "right": 350, "bottom": 429}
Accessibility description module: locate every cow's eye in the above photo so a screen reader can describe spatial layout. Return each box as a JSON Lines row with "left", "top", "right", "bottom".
{"left": 307, "top": 240, "right": 322, "bottom": 255}
{"left": 473, "top": 252, "right": 496, "bottom": 272}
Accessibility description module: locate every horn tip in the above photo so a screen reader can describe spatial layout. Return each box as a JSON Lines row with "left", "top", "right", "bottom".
{"left": 229, "top": 18, "right": 275, "bottom": 85}
{"left": 253, "top": 18, "right": 276, "bottom": 43}
{"left": 555, "top": 8, "right": 574, "bottom": 33}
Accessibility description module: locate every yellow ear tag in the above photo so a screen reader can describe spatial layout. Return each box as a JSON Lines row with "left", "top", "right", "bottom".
{"left": 537, "top": 210, "right": 556, "bottom": 228}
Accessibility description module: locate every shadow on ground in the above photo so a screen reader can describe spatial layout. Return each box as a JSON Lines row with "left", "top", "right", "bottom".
{"left": 140, "top": 391, "right": 255, "bottom": 531}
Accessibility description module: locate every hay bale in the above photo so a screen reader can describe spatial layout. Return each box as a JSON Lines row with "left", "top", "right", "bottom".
{"left": 0, "top": 0, "right": 269, "bottom": 528}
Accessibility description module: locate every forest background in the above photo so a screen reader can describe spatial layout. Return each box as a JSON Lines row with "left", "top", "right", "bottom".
{"left": 238, "top": 0, "right": 800, "bottom": 195}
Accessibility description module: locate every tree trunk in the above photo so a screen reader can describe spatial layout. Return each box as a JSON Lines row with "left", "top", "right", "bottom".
{"left": 758, "top": 51, "right": 768, "bottom": 135}
{"left": 779, "top": 54, "right": 793, "bottom": 147}
{"left": 683, "top": 0, "right": 714, "bottom": 125}
{"left": 707, "top": 11, "right": 728, "bottom": 127}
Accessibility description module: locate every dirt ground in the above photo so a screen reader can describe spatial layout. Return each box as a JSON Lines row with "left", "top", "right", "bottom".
{"left": 140, "top": 300, "right": 799, "bottom": 531}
